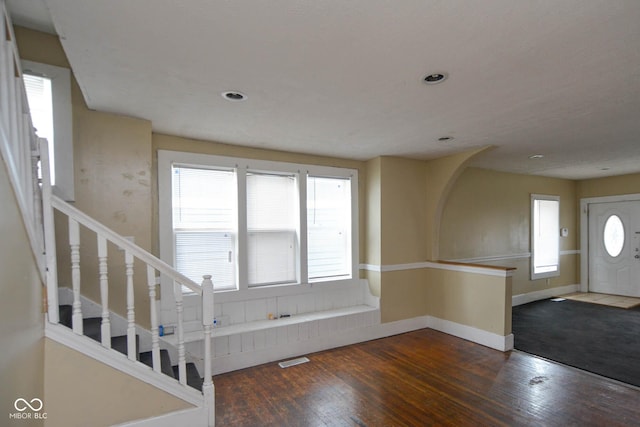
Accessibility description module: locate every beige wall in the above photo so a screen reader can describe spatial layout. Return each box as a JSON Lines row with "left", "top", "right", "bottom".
{"left": 577, "top": 172, "right": 640, "bottom": 200}
{"left": 368, "top": 153, "right": 515, "bottom": 328}
{"left": 380, "top": 157, "right": 429, "bottom": 264}
{"left": 16, "top": 27, "right": 154, "bottom": 327}
{"left": 424, "top": 147, "right": 491, "bottom": 260}
{"left": 43, "top": 339, "right": 192, "bottom": 427}
{"left": 368, "top": 157, "right": 429, "bottom": 321}
{"left": 0, "top": 159, "right": 44, "bottom": 426}
{"left": 425, "top": 269, "right": 512, "bottom": 336}
{"left": 440, "top": 167, "right": 578, "bottom": 296}
{"left": 364, "top": 158, "right": 381, "bottom": 297}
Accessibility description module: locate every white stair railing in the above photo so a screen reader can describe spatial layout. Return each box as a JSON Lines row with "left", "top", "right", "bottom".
{"left": 0, "top": 0, "right": 46, "bottom": 281}
{"left": 45, "top": 184, "right": 215, "bottom": 425}
{"left": 42, "top": 165, "right": 215, "bottom": 425}
{"left": 1, "top": 3, "right": 214, "bottom": 422}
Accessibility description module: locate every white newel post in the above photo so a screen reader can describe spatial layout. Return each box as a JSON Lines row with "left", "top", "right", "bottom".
{"left": 97, "top": 235, "right": 111, "bottom": 348}
{"left": 125, "top": 250, "right": 137, "bottom": 361}
{"left": 201, "top": 275, "right": 215, "bottom": 426}
{"left": 40, "top": 139, "right": 59, "bottom": 324}
{"left": 174, "top": 281, "right": 186, "bottom": 385}
{"left": 69, "top": 218, "right": 83, "bottom": 334}
{"left": 147, "top": 265, "right": 161, "bottom": 372}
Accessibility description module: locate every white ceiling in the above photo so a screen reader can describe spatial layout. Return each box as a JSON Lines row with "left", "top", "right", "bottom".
{"left": 8, "top": 0, "right": 640, "bottom": 180}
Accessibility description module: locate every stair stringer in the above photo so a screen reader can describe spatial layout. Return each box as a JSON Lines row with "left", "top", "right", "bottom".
{"left": 45, "top": 322, "right": 204, "bottom": 408}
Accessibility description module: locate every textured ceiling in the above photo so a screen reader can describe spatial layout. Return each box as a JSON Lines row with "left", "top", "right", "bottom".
{"left": 8, "top": 0, "right": 640, "bottom": 180}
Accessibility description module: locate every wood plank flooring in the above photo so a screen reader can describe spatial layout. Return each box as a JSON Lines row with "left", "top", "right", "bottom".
{"left": 214, "top": 329, "right": 640, "bottom": 426}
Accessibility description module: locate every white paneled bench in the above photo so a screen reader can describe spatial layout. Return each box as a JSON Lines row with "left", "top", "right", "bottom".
{"left": 163, "top": 279, "right": 380, "bottom": 375}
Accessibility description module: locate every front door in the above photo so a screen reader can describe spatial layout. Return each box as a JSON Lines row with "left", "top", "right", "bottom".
{"left": 588, "top": 200, "right": 640, "bottom": 297}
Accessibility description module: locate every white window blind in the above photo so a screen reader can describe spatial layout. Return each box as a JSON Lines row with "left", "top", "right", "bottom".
{"left": 531, "top": 195, "right": 560, "bottom": 279}
{"left": 172, "top": 166, "right": 236, "bottom": 290}
{"left": 23, "top": 73, "right": 55, "bottom": 184}
{"left": 246, "top": 172, "right": 298, "bottom": 286}
{"left": 307, "top": 176, "right": 351, "bottom": 280}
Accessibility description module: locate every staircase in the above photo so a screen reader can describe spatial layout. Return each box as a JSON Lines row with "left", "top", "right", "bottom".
{"left": 0, "top": 4, "right": 215, "bottom": 424}
{"left": 58, "top": 304, "right": 204, "bottom": 391}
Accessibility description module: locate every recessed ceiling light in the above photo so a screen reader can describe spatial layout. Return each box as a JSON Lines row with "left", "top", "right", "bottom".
{"left": 423, "top": 72, "right": 448, "bottom": 85}
{"left": 221, "top": 91, "right": 247, "bottom": 101}
{"left": 528, "top": 154, "right": 544, "bottom": 159}
{"left": 438, "top": 136, "right": 454, "bottom": 142}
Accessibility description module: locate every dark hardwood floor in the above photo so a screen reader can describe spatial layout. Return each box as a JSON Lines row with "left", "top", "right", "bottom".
{"left": 214, "top": 329, "right": 640, "bottom": 426}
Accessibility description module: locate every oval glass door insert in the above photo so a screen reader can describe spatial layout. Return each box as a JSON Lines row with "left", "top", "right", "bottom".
{"left": 603, "top": 214, "right": 625, "bottom": 257}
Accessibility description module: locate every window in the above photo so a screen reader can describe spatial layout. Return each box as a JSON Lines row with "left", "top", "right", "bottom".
{"left": 247, "top": 172, "right": 298, "bottom": 286}
{"left": 172, "top": 166, "right": 237, "bottom": 291}
{"left": 307, "top": 176, "right": 351, "bottom": 280}
{"left": 531, "top": 194, "right": 560, "bottom": 280}
{"left": 22, "top": 61, "right": 74, "bottom": 201}
{"left": 158, "top": 151, "right": 358, "bottom": 295}
{"left": 23, "top": 74, "right": 54, "bottom": 181}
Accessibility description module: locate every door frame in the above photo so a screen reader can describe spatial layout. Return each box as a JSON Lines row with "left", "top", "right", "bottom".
{"left": 580, "top": 193, "right": 640, "bottom": 293}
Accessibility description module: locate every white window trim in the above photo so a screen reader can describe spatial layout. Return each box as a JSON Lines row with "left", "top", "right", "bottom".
{"left": 22, "top": 60, "right": 74, "bottom": 201}
{"left": 530, "top": 193, "right": 560, "bottom": 280}
{"left": 158, "top": 150, "right": 359, "bottom": 321}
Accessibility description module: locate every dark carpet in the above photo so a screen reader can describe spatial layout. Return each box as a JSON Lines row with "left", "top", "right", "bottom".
{"left": 512, "top": 298, "right": 640, "bottom": 388}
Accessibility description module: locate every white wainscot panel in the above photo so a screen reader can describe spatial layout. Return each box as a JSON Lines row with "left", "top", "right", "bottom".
{"left": 222, "top": 301, "right": 246, "bottom": 325}
{"left": 214, "top": 336, "right": 229, "bottom": 357}
{"left": 245, "top": 299, "right": 267, "bottom": 322}
{"left": 265, "top": 328, "right": 278, "bottom": 348}
{"left": 241, "top": 332, "right": 253, "bottom": 352}
{"left": 308, "top": 320, "right": 319, "bottom": 339}
{"left": 276, "top": 326, "right": 288, "bottom": 345}
{"left": 254, "top": 330, "right": 266, "bottom": 350}
{"left": 298, "top": 322, "right": 310, "bottom": 341}
{"left": 228, "top": 334, "right": 242, "bottom": 355}
{"left": 287, "top": 324, "right": 299, "bottom": 342}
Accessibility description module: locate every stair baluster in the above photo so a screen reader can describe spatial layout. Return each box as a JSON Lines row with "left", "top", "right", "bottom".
{"left": 41, "top": 139, "right": 60, "bottom": 324}
{"left": 174, "top": 280, "right": 187, "bottom": 385}
{"left": 69, "top": 218, "right": 83, "bottom": 334}
{"left": 125, "top": 250, "right": 137, "bottom": 361}
{"left": 201, "top": 275, "right": 215, "bottom": 426}
{"left": 97, "top": 235, "right": 111, "bottom": 348}
{"left": 147, "top": 266, "right": 161, "bottom": 373}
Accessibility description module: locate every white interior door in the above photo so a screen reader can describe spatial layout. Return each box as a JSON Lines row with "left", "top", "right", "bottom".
{"left": 588, "top": 201, "right": 640, "bottom": 296}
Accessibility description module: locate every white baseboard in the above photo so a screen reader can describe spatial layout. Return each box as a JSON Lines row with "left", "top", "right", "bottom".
{"left": 211, "top": 316, "right": 430, "bottom": 375}
{"left": 209, "top": 314, "right": 514, "bottom": 374}
{"left": 512, "top": 284, "right": 580, "bottom": 307}
{"left": 427, "top": 316, "right": 514, "bottom": 351}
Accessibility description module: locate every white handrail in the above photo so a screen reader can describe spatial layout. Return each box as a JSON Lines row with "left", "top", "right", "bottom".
{"left": 0, "top": 1, "right": 46, "bottom": 282}
{"left": 50, "top": 195, "right": 202, "bottom": 294}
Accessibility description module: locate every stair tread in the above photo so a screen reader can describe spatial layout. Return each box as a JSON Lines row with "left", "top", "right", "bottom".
{"left": 58, "top": 306, "right": 138, "bottom": 358}
{"left": 82, "top": 317, "right": 102, "bottom": 340}
{"left": 58, "top": 306, "right": 184, "bottom": 385}
{"left": 172, "top": 362, "right": 203, "bottom": 391}
{"left": 140, "top": 349, "right": 175, "bottom": 378}
{"left": 59, "top": 305, "right": 72, "bottom": 328}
